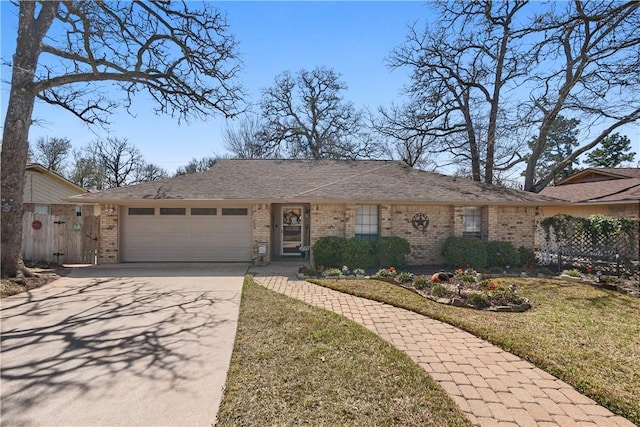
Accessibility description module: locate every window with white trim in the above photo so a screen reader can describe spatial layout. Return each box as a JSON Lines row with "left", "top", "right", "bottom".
{"left": 355, "top": 205, "right": 379, "bottom": 242}
{"left": 463, "top": 206, "right": 482, "bottom": 238}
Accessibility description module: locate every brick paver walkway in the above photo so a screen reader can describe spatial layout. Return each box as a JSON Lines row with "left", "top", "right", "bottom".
{"left": 253, "top": 274, "right": 634, "bottom": 427}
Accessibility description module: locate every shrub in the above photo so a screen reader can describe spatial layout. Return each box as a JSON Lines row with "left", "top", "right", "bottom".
{"left": 313, "top": 236, "right": 346, "bottom": 267}
{"left": 341, "top": 238, "right": 373, "bottom": 268}
{"left": 454, "top": 268, "right": 478, "bottom": 283}
{"left": 299, "top": 267, "right": 317, "bottom": 276}
{"left": 372, "top": 237, "right": 411, "bottom": 268}
{"left": 396, "top": 272, "right": 413, "bottom": 283}
{"left": 353, "top": 268, "right": 366, "bottom": 276}
{"left": 442, "top": 236, "right": 487, "bottom": 269}
{"left": 562, "top": 269, "right": 581, "bottom": 277}
{"left": 486, "top": 241, "right": 520, "bottom": 268}
{"left": 518, "top": 246, "right": 537, "bottom": 267}
{"left": 487, "top": 285, "right": 525, "bottom": 306}
{"left": 414, "top": 278, "right": 430, "bottom": 290}
{"left": 467, "top": 293, "right": 490, "bottom": 309}
{"left": 431, "top": 283, "right": 448, "bottom": 298}
{"left": 376, "top": 266, "right": 397, "bottom": 278}
{"left": 323, "top": 267, "right": 342, "bottom": 277}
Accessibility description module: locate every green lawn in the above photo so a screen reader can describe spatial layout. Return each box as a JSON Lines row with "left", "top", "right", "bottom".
{"left": 310, "top": 277, "right": 640, "bottom": 425}
{"left": 216, "top": 276, "right": 472, "bottom": 427}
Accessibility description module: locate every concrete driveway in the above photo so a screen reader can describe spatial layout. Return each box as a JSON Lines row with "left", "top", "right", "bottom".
{"left": 0, "top": 263, "right": 248, "bottom": 427}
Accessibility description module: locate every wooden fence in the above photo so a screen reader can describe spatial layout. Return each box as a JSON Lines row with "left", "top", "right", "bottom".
{"left": 22, "top": 212, "right": 100, "bottom": 264}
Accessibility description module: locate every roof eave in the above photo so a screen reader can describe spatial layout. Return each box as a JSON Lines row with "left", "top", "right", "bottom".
{"left": 65, "top": 195, "right": 565, "bottom": 206}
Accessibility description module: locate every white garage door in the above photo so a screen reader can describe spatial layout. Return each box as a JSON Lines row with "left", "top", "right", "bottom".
{"left": 121, "top": 206, "right": 252, "bottom": 262}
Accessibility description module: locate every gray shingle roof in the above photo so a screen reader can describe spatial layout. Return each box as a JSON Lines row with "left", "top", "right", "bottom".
{"left": 540, "top": 177, "right": 640, "bottom": 203}
{"left": 69, "top": 159, "right": 563, "bottom": 205}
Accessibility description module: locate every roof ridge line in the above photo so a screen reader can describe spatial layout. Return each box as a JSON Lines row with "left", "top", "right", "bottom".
{"left": 287, "top": 161, "right": 397, "bottom": 198}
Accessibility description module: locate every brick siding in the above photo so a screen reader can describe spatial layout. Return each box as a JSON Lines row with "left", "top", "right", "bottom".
{"left": 98, "top": 204, "right": 119, "bottom": 263}
{"left": 309, "top": 203, "right": 535, "bottom": 266}
{"left": 252, "top": 204, "right": 271, "bottom": 264}
{"left": 94, "top": 202, "right": 537, "bottom": 266}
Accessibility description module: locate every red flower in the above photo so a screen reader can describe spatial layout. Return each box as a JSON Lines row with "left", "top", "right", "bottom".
{"left": 586, "top": 267, "right": 593, "bottom": 273}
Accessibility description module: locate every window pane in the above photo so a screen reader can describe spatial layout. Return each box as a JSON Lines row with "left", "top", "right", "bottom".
{"left": 191, "top": 208, "right": 217, "bottom": 215}
{"left": 463, "top": 207, "right": 481, "bottom": 234}
{"left": 221, "top": 208, "right": 248, "bottom": 216}
{"left": 35, "top": 204, "right": 50, "bottom": 214}
{"left": 128, "top": 207, "right": 155, "bottom": 215}
{"left": 355, "top": 205, "right": 378, "bottom": 238}
{"left": 160, "top": 208, "right": 186, "bottom": 215}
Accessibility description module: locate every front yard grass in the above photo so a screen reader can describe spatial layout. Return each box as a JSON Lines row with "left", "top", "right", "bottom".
{"left": 311, "top": 277, "right": 640, "bottom": 425}
{"left": 216, "top": 276, "right": 472, "bottom": 427}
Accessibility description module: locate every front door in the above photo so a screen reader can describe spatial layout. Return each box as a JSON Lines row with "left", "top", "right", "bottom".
{"left": 281, "top": 206, "right": 303, "bottom": 256}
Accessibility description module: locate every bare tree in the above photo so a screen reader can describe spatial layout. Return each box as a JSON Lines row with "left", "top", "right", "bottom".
{"left": 174, "top": 156, "right": 217, "bottom": 176}
{"left": 135, "top": 163, "right": 169, "bottom": 183}
{"left": 31, "top": 136, "right": 72, "bottom": 174}
{"left": 523, "top": 1, "right": 640, "bottom": 192}
{"left": 385, "top": 1, "right": 639, "bottom": 191}
{"left": 527, "top": 115, "right": 581, "bottom": 185}
{"left": 260, "top": 67, "right": 376, "bottom": 159}
{"left": 69, "top": 150, "right": 107, "bottom": 190}
{"left": 386, "top": 1, "right": 530, "bottom": 182}
{"left": 1, "top": 1, "right": 243, "bottom": 276}
{"left": 88, "top": 137, "right": 143, "bottom": 188}
{"left": 223, "top": 113, "right": 274, "bottom": 159}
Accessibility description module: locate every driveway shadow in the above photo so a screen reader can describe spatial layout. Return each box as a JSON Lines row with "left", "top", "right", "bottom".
{"left": 1, "top": 272, "right": 241, "bottom": 426}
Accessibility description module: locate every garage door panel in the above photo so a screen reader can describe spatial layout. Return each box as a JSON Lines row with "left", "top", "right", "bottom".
{"left": 121, "top": 207, "right": 252, "bottom": 262}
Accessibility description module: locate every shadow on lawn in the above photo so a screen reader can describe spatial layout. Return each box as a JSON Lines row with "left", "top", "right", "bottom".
{"left": 0, "top": 277, "right": 234, "bottom": 423}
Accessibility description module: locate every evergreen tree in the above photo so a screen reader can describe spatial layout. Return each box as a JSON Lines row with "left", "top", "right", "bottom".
{"left": 585, "top": 133, "right": 636, "bottom": 168}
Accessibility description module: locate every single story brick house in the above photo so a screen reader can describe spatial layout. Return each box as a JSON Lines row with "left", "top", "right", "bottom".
{"left": 67, "top": 159, "right": 563, "bottom": 265}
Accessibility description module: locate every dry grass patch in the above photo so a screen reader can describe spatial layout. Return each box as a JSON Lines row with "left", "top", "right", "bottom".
{"left": 216, "top": 276, "right": 472, "bottom": 427}
{"left": 311, "top": 277, "right": 640, "bottom": 425}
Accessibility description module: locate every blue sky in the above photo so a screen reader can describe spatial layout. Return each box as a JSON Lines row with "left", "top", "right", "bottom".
{"left": 1, "top": 1, "right": 429, "bottom": 173}
{"left": 1, "top": 1, "right": 638, "bottom": 175}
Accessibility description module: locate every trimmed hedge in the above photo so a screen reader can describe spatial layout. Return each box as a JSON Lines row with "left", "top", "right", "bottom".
{"left": 485, "top": 241, "right": 520, "bottom": 268}
{"left": 312, "top": 236, "right": 346, "bottom": 267}
{"left": 342, "top": 238, "right": 373, "bottom": 268}
{"left": 312, "top": 236, "right": 411, "bottom": 269}
{"left": 441, "top": 236, "right": 488, "bottom": 269}
{"left": 371, "top": 236, "right": 411, "bottom": 268}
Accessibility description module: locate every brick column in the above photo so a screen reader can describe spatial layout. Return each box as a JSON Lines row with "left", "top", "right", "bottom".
{"left": 453, "top": 206, "right": 464, "bottom": 237}
{"left": 345, "top": 204, "right": 355, "bottom": 237}
{"left": 252, "top": 204, "right": 271, "bottom": 264}
{"left": 485, "top": 206, "right": 498, "bottom": 242}
{"left": 380, "top": 204, "right": 392, "bottom": 237}
{"left": 98, "top": 204, "right": 119, "bottom": 263}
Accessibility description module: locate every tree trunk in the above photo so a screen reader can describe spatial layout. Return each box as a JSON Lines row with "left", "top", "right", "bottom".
{"left": 1, "top": 2, "right": 57, "bottom": 277}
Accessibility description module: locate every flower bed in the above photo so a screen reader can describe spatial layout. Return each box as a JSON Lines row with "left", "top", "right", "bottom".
{"left": 376, "top": 267, "right": 532, "bottom": 312}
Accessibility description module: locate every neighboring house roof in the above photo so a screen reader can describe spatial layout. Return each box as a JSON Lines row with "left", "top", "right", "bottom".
{"left": 69, "top": 159, "right": 563, "bottom": 205}
{"left": 557, "top": 167, "right": 640, "bottom": 185}
{"left": 540, "top": 167, "right": 640, "bottom": 204}
{"left": 24, "top": 163, "right": 88, "bottom": 204}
